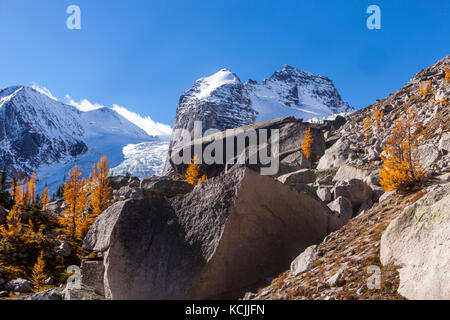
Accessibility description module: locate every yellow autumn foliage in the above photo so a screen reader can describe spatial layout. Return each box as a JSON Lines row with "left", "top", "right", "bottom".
{"left": 41, "top": 186, "right": 49, "bottom": 209}
{"left": 363, "top": 115, "right": 372, "bottom": 142}
{"left": 419, "top": 79, "right": 432, "bottom": 96}
{"left": 58, "top": 165, "right": 89, "bottom": 240}
{"left": 185, "top": 155, "right": 207, "bottom": 185}
{"left": 373, "top": 104, "right": 384, "bottom": 132}
{"left": 31, "top": 250, "right": 47, "bottom": 291}
{"left": 90, "top": 156, "right": 112, "bottom": 218}
{"left": 301, "top": 127, "right": 313, "bottom": 161}
{"left": 379, "top": 108, "right": 424, "bottom": 192}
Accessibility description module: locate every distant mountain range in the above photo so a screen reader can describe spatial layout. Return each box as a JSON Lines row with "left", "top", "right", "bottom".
{"left": 0, "top": 86, "right": 166, "bottom": 192}
{"left": 0, "top": 65, "right": 353, "bottom": 190}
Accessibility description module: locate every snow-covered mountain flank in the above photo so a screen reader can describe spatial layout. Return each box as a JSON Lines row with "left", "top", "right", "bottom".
{"left": 163, "top": 66, "right": 353, "bottom": 173}
{"left": 0, "top": 86, "right": 168, "bottom": 192}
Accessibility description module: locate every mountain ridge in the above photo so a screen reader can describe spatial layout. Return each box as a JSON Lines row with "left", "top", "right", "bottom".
{"left": 0, "top": 85, "right": 162, "bottom": 192}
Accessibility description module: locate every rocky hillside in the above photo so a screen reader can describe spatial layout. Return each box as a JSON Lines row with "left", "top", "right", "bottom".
{"left": 321, "top": 55, "right": 450, "bottom": 172}
{"left": 244, "top": 54, "right": 450, "bottom": 300}
{"left": 247, "top": 175, "right": 449, "bottom": 300}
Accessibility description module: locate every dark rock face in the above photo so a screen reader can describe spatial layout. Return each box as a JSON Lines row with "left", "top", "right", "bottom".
{"left": 84, "top": 167, "right": 342, "bottom": 300}
{"left": 109, "top": 175, "right": 139, "bottom": 190}
{"left": 109, "top": 176, "right": 130, "bottom": 190}
{"left": 140, "top": 178, "right": 194, "bottom": 198}
{"left": 0, "top": 205, "right": 6, "bottom": 225}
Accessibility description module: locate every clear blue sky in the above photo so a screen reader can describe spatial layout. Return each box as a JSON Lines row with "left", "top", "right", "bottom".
{"left": 0, "top": 0, "right": 448, "bottom": 125}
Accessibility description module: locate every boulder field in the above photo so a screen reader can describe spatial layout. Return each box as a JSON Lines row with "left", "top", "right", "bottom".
{"left": 83, "top": 167, "right": 344, "bottom": 300}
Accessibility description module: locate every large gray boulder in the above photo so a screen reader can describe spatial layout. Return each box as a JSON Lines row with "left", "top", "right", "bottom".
{"left": 109, "top": 176, "right": 130, "bottom": 190}
{"left": 84, "top": 167, "right": 341, "bottom": 300}
{"left": 5, "top": 279, "right": 31, "bottom": 293}
{"left": 327, "top": 196, "right": 353, "bottom": 224}
{"left": 332, "top": 165, "right": 372, "bottom": 182}
{"left": 280, "top": 150, "right": 311, "bottom": 169}
{"left": 290, "top": 245, "right": 318, "bottom": 276}
{"left": 439, "top": 132, "right": 450, "bottom": 153}
{"left": 140, "top": 178, "right": 194, "bottom": 198}
{"left": 380, "top": 184, "right": 450, "bottom": 300}
{"left": 316, "top": 187, "right": 332, "bottom": 203}
{"left": 334, "top": 179, "right": 373, "bottom": 210}
{"left": 277, "top": 169, "right": 317, "bottom": 187}
{"left": 415, "top": 144, "right": 442, "bottom": 168}
{"left": 45, "top": 198, "right": 65, "bottom": 217}
{"left": 317, "top": 137, "right": 352, "bottom": 170}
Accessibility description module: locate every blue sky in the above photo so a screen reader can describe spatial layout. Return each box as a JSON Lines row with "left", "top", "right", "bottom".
{"left": 0, "top": 0, "right": 448, "bottom": 126}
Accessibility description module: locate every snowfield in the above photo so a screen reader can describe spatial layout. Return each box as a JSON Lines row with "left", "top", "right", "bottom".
{"left": 111, "top": 141, "right": 169, "bottom": 178}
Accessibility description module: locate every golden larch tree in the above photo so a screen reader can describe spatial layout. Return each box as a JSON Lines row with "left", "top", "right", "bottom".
{"left": 185, "top": 155, "right": 207, "bottom": 185}
{"left": 58, "top": 166, "right": 89, "bottom": 240}
{"left": 363, "top": 115, "right": 372, "bottom": 142}
{"left": 301, "top": 127, "right": 313, "bottom": 161}
{"left": 419, "top": 80, "right": 432, "bottom": 96}
{"left": 28, "top": 172, "right": 37, "bottom": 205}
{"left": 373, "top": 105, "right": 384, "bottom": 132}
{"left": 90, "top": 156, "right": 112, "bottom": 218}
{"left": 41, "top": 185, "right": 49, "bottom": 209}
{"left": 10, "top": 178, "right": 19, "bottom": 204}
{"left": 0, "top": 205, "right": 23, "bottom": 240}
{"left": 444, "top": 66, "right": 450, "bottom": 83}
{"left": 379, "top": 108, "right": 424, "bottom": 192}
{"left": 31, "top": 251, "right": 47, "bottom": 291}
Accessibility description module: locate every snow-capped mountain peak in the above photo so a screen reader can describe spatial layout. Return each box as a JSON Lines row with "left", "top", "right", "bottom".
{"left": 191, "top": 68, "right": 241, "bottom": 101}
{"left": 0, "top": 85, "right": 168, "bottom": 192}
{"left": 248, "top": 65, "right": 353, "bottom": 122}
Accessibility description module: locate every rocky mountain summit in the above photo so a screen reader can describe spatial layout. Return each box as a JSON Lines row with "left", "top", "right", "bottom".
{"left": 5, "top": 55, "right": 449, "bottom": 301}
{"left": 163, "top": 66, "right": 352, "bottom": 174}
{"left": 0, "top": 86, "right": 161, "bottom": 192}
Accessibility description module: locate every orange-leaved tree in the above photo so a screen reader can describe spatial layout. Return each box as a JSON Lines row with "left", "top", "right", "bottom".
{"left": 444, "top": 66, "right": 450, "bottom": 83}
{"left": 373, "top": 104, "right": 384, "bottom": 133}
{"left": 419, "top": 80, "right": 432, "bottom": 96}
{"left": 31, "top": 250, "right": 47, "bottom": 291}
{"left": 0, "top": 204, "right": 23, "bottom": 240}
{"left": 363, "top": 115, "right": 372, "bottom": 142}
{"left": 28, "top": 172, "right": 37, "bottom": 206}
{"left": 185, "top": 155, "right": 207, "bottom": 185}
{"left": 90, "top": 156, "right": 112, "bottom": 218}
{"left": 379, "top": 108, "right": 424, "bottom": 192}
{"left": 301, "top": 127, "right": 313, "bottom": 161}
{"left": 41, "top": 185, "right": 49, "bottom": 209}
{"left": 58, "top": 165, "right": 89, "bottom": 240}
